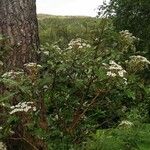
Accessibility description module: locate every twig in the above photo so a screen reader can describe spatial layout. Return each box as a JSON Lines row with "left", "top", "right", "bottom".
{"left": 67, "top": 92, "right": 100, "bottom": 134}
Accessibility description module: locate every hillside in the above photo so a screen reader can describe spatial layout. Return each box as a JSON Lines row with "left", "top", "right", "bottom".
{"left": 37, "top": 14, "right": 94, "bottom": 20}
{"left": 38, "top": 14, "right": 99, "bottom": 47}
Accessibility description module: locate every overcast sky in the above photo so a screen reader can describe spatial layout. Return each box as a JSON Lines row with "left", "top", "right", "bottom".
{"left": 36, "top": 0, "right": 107, "bottom": 17}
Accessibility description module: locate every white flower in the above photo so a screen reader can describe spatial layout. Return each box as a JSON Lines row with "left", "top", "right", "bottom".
{"left": 118, "top": 70, "right": 126, "bottom": 77}
{"left": 78, "top": 45, "right": 83, "bottom": 49}
{"left": 76, "top": 42, "right": 81, "bottom": 46}
{"left": 67, "top": 38, "right": 91, "bottom": 49}
{"left": 105, "top": 60, "right": 128, "bottom": 84}
{"left": 106, "top": 60, "right": 127, "bottom": 79}
{"left": 95, "top": 38, "right": 99, "bottom": 41}
{"left": 9, "top": 101, "right": 36, "bottom": 114}
{"left": 24, "top": 63, "right": 42, "bottom": 68}
{"left": 120, "top": 30, "right": 136, "bottom": 40}
{"left": 119, "top": 120, "right": 133, "bottom": 127}
{"left": 107, "top": 71, "right": 117, "bottom": 77}
{"left": 123, "top": 78, "right": 128, "bottom": 85}
{"left": 102, "top": 63, "right": 107, "bottom": 66}
{"left": 86, "top": 44, "right": 91, "bottom": 48}
{"left": 24, "top": 62, "right": 37, "bottom": 67}
{"left": 33, "top": 107, "right": 37, "bottom": 111}
{"left": 37, "top": 64, "right": 42, "bottom": 68}
{"left": 130, "top": 55, "right": 150, "bottom": 64}
{"left": 23, "top": 106, "right": 31, "bottom": 112}
{"left": 55, "top": 115, "right": 59, "bottom": 120}
{"left": 1, "top": 103, "right": 6, "bottom": 107}
{"left": 10, "top": 108, "right": 23, "bottom": 114}
{"left": 24, "top": 63, "right": 42, "bottom": 72}
{"left": 82, "top": 43, "right": 86, "bottom": 46}
{"left": 43, "top": 85, "right": 48, "bottom": 89}
{"left": 10, "top": 106, "right": 15, "bottom": 109}
{"left": 2, "top": 70, "right": 24, "bottom": 79}
{"left": 21, "top": 103, "right": 27, "bottom": 108}
{"left": 43, "top": 51, "right": 49, "bottom": 56}
{"left": 109, "top": 61, "right": 123, "bottom": 70}
{"left": 0, "top": 61, "right": 3, "bottom": 66}
{"left": 0, "top": 142, "right": 7, "bottom": 150}
{"left": 109, "top": 60, "right": 117, "bottom": 65}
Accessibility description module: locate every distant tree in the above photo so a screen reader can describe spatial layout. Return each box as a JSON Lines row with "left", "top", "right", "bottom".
{"left": 105, "top": 0, "right": 150, "bottom": 57}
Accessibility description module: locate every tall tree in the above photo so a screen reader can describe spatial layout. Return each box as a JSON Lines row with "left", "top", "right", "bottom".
{"left": 0, "top": 0, "right": 39, "bottom": 70}
{"left": 0, "top": 0, "right": 48, "bottom": 149}
{"left": 105, "top": 0, "right": 150, "bottom": 57}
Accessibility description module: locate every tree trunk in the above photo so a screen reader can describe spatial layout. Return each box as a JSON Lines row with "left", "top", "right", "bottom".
{"left": 0, "top": 0, "right": 39, "bottom": 70}
{"left": 0, "top": 1, "right": 48, "bottom": 149}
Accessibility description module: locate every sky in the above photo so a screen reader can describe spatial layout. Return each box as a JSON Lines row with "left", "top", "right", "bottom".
{"left": 36, "top": 0, "right": 107, "bottom": 17}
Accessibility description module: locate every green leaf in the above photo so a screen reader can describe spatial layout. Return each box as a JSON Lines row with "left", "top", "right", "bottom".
{"left": 95, "top": 68, "right": 107, "bottom": 80}
{"left": 126, "top": 89, "right": 136, "bottom": 100}
{"left": 0, "top": 92, "right": 17, "bottom": 103}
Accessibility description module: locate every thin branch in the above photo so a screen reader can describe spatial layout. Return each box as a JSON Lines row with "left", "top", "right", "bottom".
{"left": 67, "top": 92, "right": 100, "bottom": 134}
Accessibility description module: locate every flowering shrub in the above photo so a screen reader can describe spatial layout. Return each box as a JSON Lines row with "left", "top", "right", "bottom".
{"left": 67, "top": 38, "right": 91, "bottom": 50}
{"left": 119, "top": 30, "right": 137, "bottom": 52}
{"left": 104, "top": 60, "right": 127, "bottom": 84}
{"left": 38, "top": 20, "right": 149, "bottom": 148}
{"left": 0, "top": 18, "right": 150, "bottom": 149}
{"left": 127, "top": 55, "right": 150, "bottom": 72}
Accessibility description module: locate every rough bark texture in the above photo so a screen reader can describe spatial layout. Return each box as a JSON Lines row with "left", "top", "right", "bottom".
{"left": 0, "top": 1, "right": 48, "bottom": 149}
{"left": 0, "top": 0, "right": 39, "bottom": 70}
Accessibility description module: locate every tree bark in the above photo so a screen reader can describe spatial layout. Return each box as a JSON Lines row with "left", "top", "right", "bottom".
{"left": 0, "top": 1, "right": 48, "bottom": 149}
{"left": 0, "top": 0, "right": 39, "bottom": 70}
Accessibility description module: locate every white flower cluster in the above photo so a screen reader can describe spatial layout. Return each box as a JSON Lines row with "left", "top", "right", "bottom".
{"left": 130, "top": 55, "right": 150, "bottom": 65}
{"left": 0, "top": 142, "right": 7, "bottom": 150}
{"left": 24, "top": 62, "right": 42, "bottom": 69}
{"left": 118, "top": 120, "right": 133, "bottom": 127}
{"left": 120, "top": 30, "right": 136, "bottom": 41}
{"left": 119, "top": 30, "right": 137, "bottom": 52}
{"left": 104, "top": 60, "right": 127, "bottom": 84}
{"left": 1, "top": 70, "right": 24, "bottom": 79}
{"left": 9, "top": 101, "right": 36, "bottom": 114}
{"left": 127, "top": 55, "right": 150, "bottom": 72}
{"left": 107, "top": 61, "right": 127, "bottom": 77}
{"left": 67, "top": 38, "right": 91, "bottom": 50}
